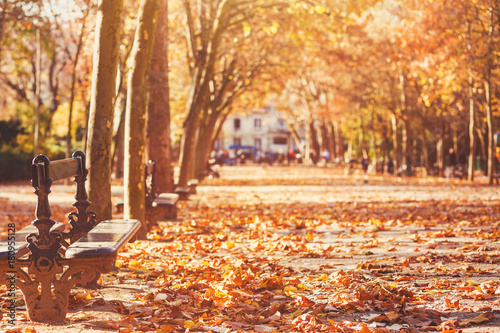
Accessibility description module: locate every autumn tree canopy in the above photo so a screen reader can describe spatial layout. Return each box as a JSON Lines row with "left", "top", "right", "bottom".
{"left": 1, "top": 0, "right": 500, "bottom": 186}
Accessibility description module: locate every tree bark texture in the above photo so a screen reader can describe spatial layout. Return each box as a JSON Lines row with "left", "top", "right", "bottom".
{"left": 194, "top": 116, "right": 213, "bottom": 180}
{"left": 124, "top": 0, "right": 160, "bottom": 238}
{"left": 146, "top": 0, "right": 173, "bottom": 193}
{"left": 178, "top": 111, "right": 201, "bottom": 186}
{"left": 86, "top": 0, "right": 124, "bottom": 221}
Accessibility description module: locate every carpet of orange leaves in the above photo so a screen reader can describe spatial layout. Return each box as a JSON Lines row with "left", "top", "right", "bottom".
{"left": 1, "top": 166, "right": 500, "bottom": 332}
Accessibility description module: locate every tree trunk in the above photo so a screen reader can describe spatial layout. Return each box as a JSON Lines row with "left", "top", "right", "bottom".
{"left": 331, "top": 122, "right": 337, "bottom": 159}
{"left": 178, "top": 111, "right": 201, "bottom": 186}
{"left": 347, "top": 140, "right": 352, "bottom": 161}
{"left": 309, "top": 121, "right": 320, "bottom": 163}
{"left": 286, "top": 120, "right": 304, "bottom": 157}
{"left": 370, "top": 108, "right": 377, "bottom": 164}
{"left": 146, "top": 0, "right": 173, "bottom": 193}
{"left": 437, "top": 133, "right": 444, "bottom": 176}
{"left": 485, "top": 76, "right": 494, "bottom": 184}
{"left": 337, "top": 125, "right": 345, "bottom": 159}
{"left": 212, "top": 113, "right": 230, "bottom": 152}
{"left": 452, "top": 128, "right": 458, "bottom": 154}
{"left": 193, "top": 117, "right": 209, "bottom": 179}
{"left": 112, "top": 106, "right": 125, "bottom": 179}
{"left": 391, "top": 114, "right": 398, "bottom": 172}
{"left": 124, "top": 0, "right": 160, "bottom": 239}
{"left": 359, "top": 113, "right": 366, "bottom": 158}
{"left": 320, "top": 120, "right": 329, "bottom": 154}
{"left": 194, "top": 110, "right": 220, "bottom": 180}
{"left": 302, "top": 116, "right": 310, "bottom": 164}
{"left": 476, "top": 128, "right": 487, "bottom": 175}
{"left": 399, "top": 70, "right": 406, "bottom": 171}
{"left": 87, "top": 0, "right": 124, "bottom": 221}
{"left": 383, "top": 126, "right": 391, "bottom": 173}
{"left": 402, "top": 119, "right": 408, "bottom": 169}
{"left": 467, "top": 72, "right": 475, "bottom": 181}
{"left": 423, "top": 133, "right": 430, "bottom": 172}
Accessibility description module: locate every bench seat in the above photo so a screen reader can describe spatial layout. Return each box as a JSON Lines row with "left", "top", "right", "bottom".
{"left": 153, "top": 193, "right": 179, "bottom": 207}
{"left": 174, "top": 186, "right": 190, "bottom": 201}
{"left": 66, "top": 219, "right": 140, "bottom": 259}
{"left": 150, "top": 193, "right": 179, "bottom": 221}
{"left": 0, "top": 222, "right": 66, "bottom": 261}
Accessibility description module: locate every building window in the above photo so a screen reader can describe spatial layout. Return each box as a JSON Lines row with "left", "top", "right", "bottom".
{"left": 254, "top": 138, "right": 261, "bottom": 150}
{"left": 234, "top": 118, "right": 241, "bottom": 131}
{"left": 273, "top": 137, "right": 287, "bottom": 145}
{"left": 234, "top": 138, "right": 241, "bottom": 147}
{"left": 254, "top": 118, "right": 261, "bottom": 129}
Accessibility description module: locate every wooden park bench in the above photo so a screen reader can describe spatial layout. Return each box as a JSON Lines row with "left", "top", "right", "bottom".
{"left": 492, "top": 173, "right": 500, "bottom": 184}
{"left": 174, "top": 178, "right": 198, "bottom": 200}
{"left": 0, "top": 151, "right": 140, "bottom": 323}
{"left": 116, "top": 161, "right": 179, "bottom": 229}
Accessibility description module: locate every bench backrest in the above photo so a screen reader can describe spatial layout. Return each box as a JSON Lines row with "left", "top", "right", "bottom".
{"left": 30, "top": 150, "right": 96, "bottom": 245}
{"left": 32, "top": 151, "right": 85, "bottom": 187}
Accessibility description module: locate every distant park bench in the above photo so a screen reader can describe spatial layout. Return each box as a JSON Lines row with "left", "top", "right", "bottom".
{"left": 174, "top": 178, "right": 199, "bottom": 200}
{"left": 0, "top": 151, "right": 140, "bottom": 322}
{"left": 493, "top": 173, "right": 500, "bottom": 184}
{"left": 116, "top": 161, "right": 180, "bottom": 229}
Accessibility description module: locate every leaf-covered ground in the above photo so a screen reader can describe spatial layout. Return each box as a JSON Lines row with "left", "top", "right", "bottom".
{"left": 1, "top": 165, "right": 500, "bottom": 332}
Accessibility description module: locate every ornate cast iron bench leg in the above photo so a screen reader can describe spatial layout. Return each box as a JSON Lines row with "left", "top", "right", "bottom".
{"left": 11, "top": 255, "right": 106, "bottom": 322}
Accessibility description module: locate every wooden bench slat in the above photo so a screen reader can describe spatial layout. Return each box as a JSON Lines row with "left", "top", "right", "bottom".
{"left": 49, "top": 158, "right": 81, "bottom": 182}
{"left": 65, "top": 219, "right": 140, "bottom": 259}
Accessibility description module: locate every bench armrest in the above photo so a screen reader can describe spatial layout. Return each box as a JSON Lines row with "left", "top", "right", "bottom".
{"left": 0, "top": 222, "right": 66, "bottom": 261}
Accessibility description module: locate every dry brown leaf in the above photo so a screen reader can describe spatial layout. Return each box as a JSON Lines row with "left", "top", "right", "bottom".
{"left": 460, "top": 312, "right": 494, "bottom": 325}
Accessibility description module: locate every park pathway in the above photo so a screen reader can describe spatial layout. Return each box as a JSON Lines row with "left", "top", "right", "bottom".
{"left": 1, "top": 165, "right": 500, "bottom": 332}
